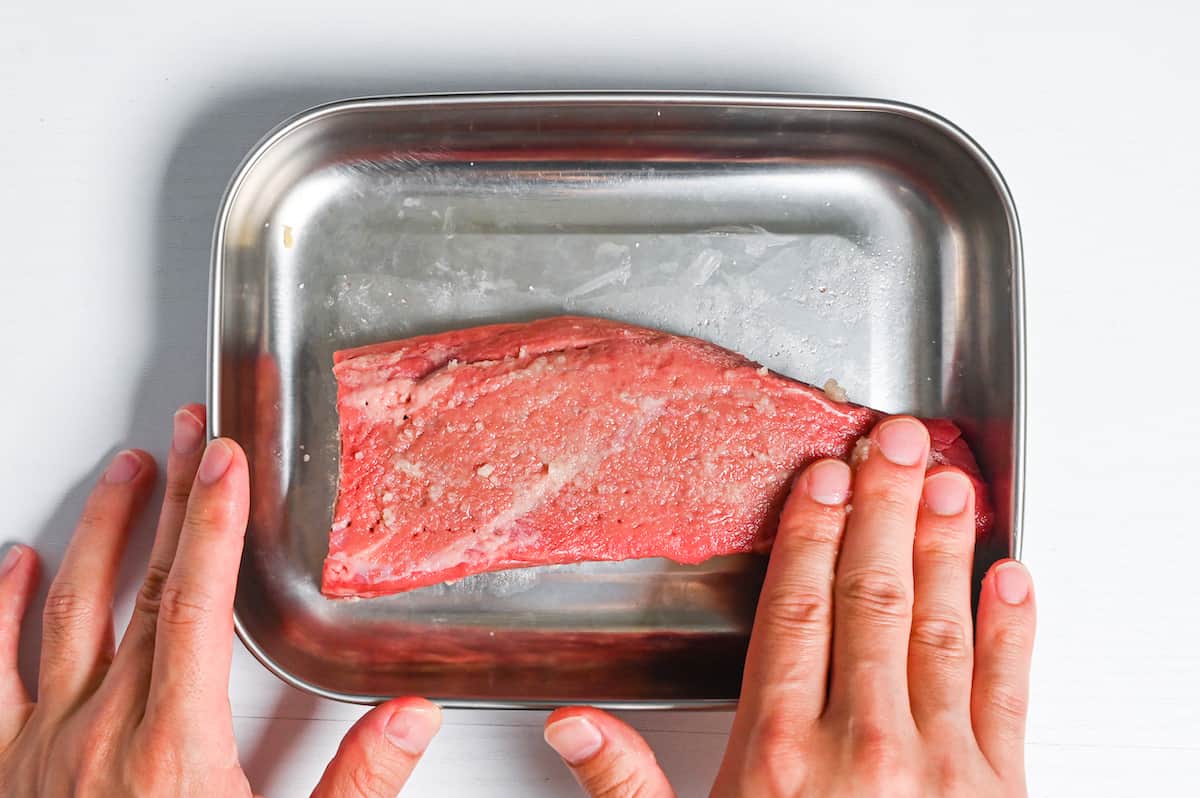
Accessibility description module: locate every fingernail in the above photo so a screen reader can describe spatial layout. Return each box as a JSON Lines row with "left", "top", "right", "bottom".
{"left": 0, "top": 545, "right": 24, "bottom": 578}
{"left": 105, "top": 450, "right": 143, "bottom": 484}
{"left": 385, "top": 705, "right": 441, "bottom": 755}
{"left": 806, "top": 459, "right": 851, "bottom": 506}
{"left": 172, "top": 409, "right": 205, "bottom": 454}
{"left": 197, "top": 440, "right": 233, "bottom": 485}
{"left": 874, "top": 417, "right": 928, "bottom": 466}
{"left": 994, "top": 562, "right": 1031, "bottom": 605}
{"left": 544, "top": 716, "right": 604, "bottom": 765}
{"left": 923, "top": 472, "right": 970, "bottom": 516}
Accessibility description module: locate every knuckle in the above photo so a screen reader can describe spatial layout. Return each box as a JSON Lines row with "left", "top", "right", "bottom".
{"left": 759, "top": 588, "right": 831, "bottom": 643}
{"left": 988, "top": 619, "right": 1033, "bottom": 660}
{"left": 43, "top": 584, "right": 98, "bottom": 633}
{"left": 157, "top": 584, "right": 214, "bottom": 629}
{"left": 347, "top": 761, "right": 391, "bottom": 798}
{"left": 850, "top": 714, "right": 894, "bottom": 754}
{"left": 183, "top": 502, "right": 235, "bottom": 542}
{"left": 134, "top": 563, "right": 172, "bottom": 617}
{"left": 586, "top": 769, "right": 652, "bottom": 798}
{"left": 928, "top": 753, "right": 969, "bottom": 795}
{"left": 848, "top": 719, "right": 909, "bottom": 788}
{"left": 164, "top": 476, "right": 195, "bottom": 507}
{"left": 914, "top": 531, "right": 971, "bottom": 563}
{"left": 869, "top": 492, "right": 917, "bottom": 525}
{"left": 981, "top": 683, "right": 1029, "bottom": 726}
{"left": 184, "top": 507, "right": 225, "bottom": 539}
{"left": 909, "top": 613, "right": 972, "bottom": 662}
{"left": 75, "top": 501, "right": 117, "bottom": 532}
{"left": 750, "top": 707, "right": 804, "bottom": 756}
{"left": 859, "top": 472, "right": 919, "bottom": 511}
{"left": 838, "top": 567, "right": 910, "bottom": 625}
{"left": 777, "top": 508, "right": 843, "bottom": 545}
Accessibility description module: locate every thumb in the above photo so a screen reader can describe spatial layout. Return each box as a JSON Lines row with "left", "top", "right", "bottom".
{"left": 310, "top": 697, "right": 441, "bottom": 798}
{"left": 544, "top": 708, "right": 675, "bottom": 798}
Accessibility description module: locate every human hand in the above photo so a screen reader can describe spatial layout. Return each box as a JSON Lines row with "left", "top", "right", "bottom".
{"left": 542, "top": 416, "right": 1036, "bottom": 797}
{"left": 0, "top": 405, "right": 441, "bottom": 796}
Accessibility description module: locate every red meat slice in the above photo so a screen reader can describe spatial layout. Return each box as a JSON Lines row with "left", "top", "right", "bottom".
{"left": 323, "top": 316, "right": 994, "bottom": 598}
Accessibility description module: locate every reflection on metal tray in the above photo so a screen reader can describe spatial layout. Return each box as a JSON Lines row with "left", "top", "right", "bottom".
{"left": 209, "top": 92, "right": 1024, "bottom": 707}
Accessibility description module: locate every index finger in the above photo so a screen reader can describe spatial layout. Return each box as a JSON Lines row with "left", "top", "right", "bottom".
{"left": 145, "top": 438, "right": 249, "bottom": 723}
{"left": 727, "top": 459, "right": 850, "bottom": 742}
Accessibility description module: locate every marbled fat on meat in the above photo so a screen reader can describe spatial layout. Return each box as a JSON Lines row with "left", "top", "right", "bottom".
{"left": 322, "top": 316, "right": 993, "bottom": 597}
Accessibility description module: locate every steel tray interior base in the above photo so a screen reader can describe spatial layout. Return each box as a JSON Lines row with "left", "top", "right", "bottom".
{"left": 210, "top": 93, "right": 1023, "bottom": 707}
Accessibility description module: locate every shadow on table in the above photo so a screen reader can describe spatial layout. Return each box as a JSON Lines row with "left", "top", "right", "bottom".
{"left": 241, "top": 685, "right": 321, "bottom": 788}
{"left": 18, "top": 57, "right": 850, "bottom": 793}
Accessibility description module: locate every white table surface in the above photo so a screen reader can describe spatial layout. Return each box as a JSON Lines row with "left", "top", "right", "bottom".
{"left": 2, "top": 1, "right": 1198, "bottom": 795}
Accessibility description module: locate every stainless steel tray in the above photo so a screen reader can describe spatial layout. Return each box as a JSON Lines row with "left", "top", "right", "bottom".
{"left": 209, "top": 92, "right": 1024, "bottom": 708}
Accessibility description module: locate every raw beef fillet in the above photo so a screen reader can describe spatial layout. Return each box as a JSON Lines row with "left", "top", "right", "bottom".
{"left": 322, "top": 316, "right": 993, "bottom": 597}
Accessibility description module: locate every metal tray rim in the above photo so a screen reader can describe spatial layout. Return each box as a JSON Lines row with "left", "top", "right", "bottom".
{"left": 209, "top": 90, "right": 1026, "bottom": 708}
